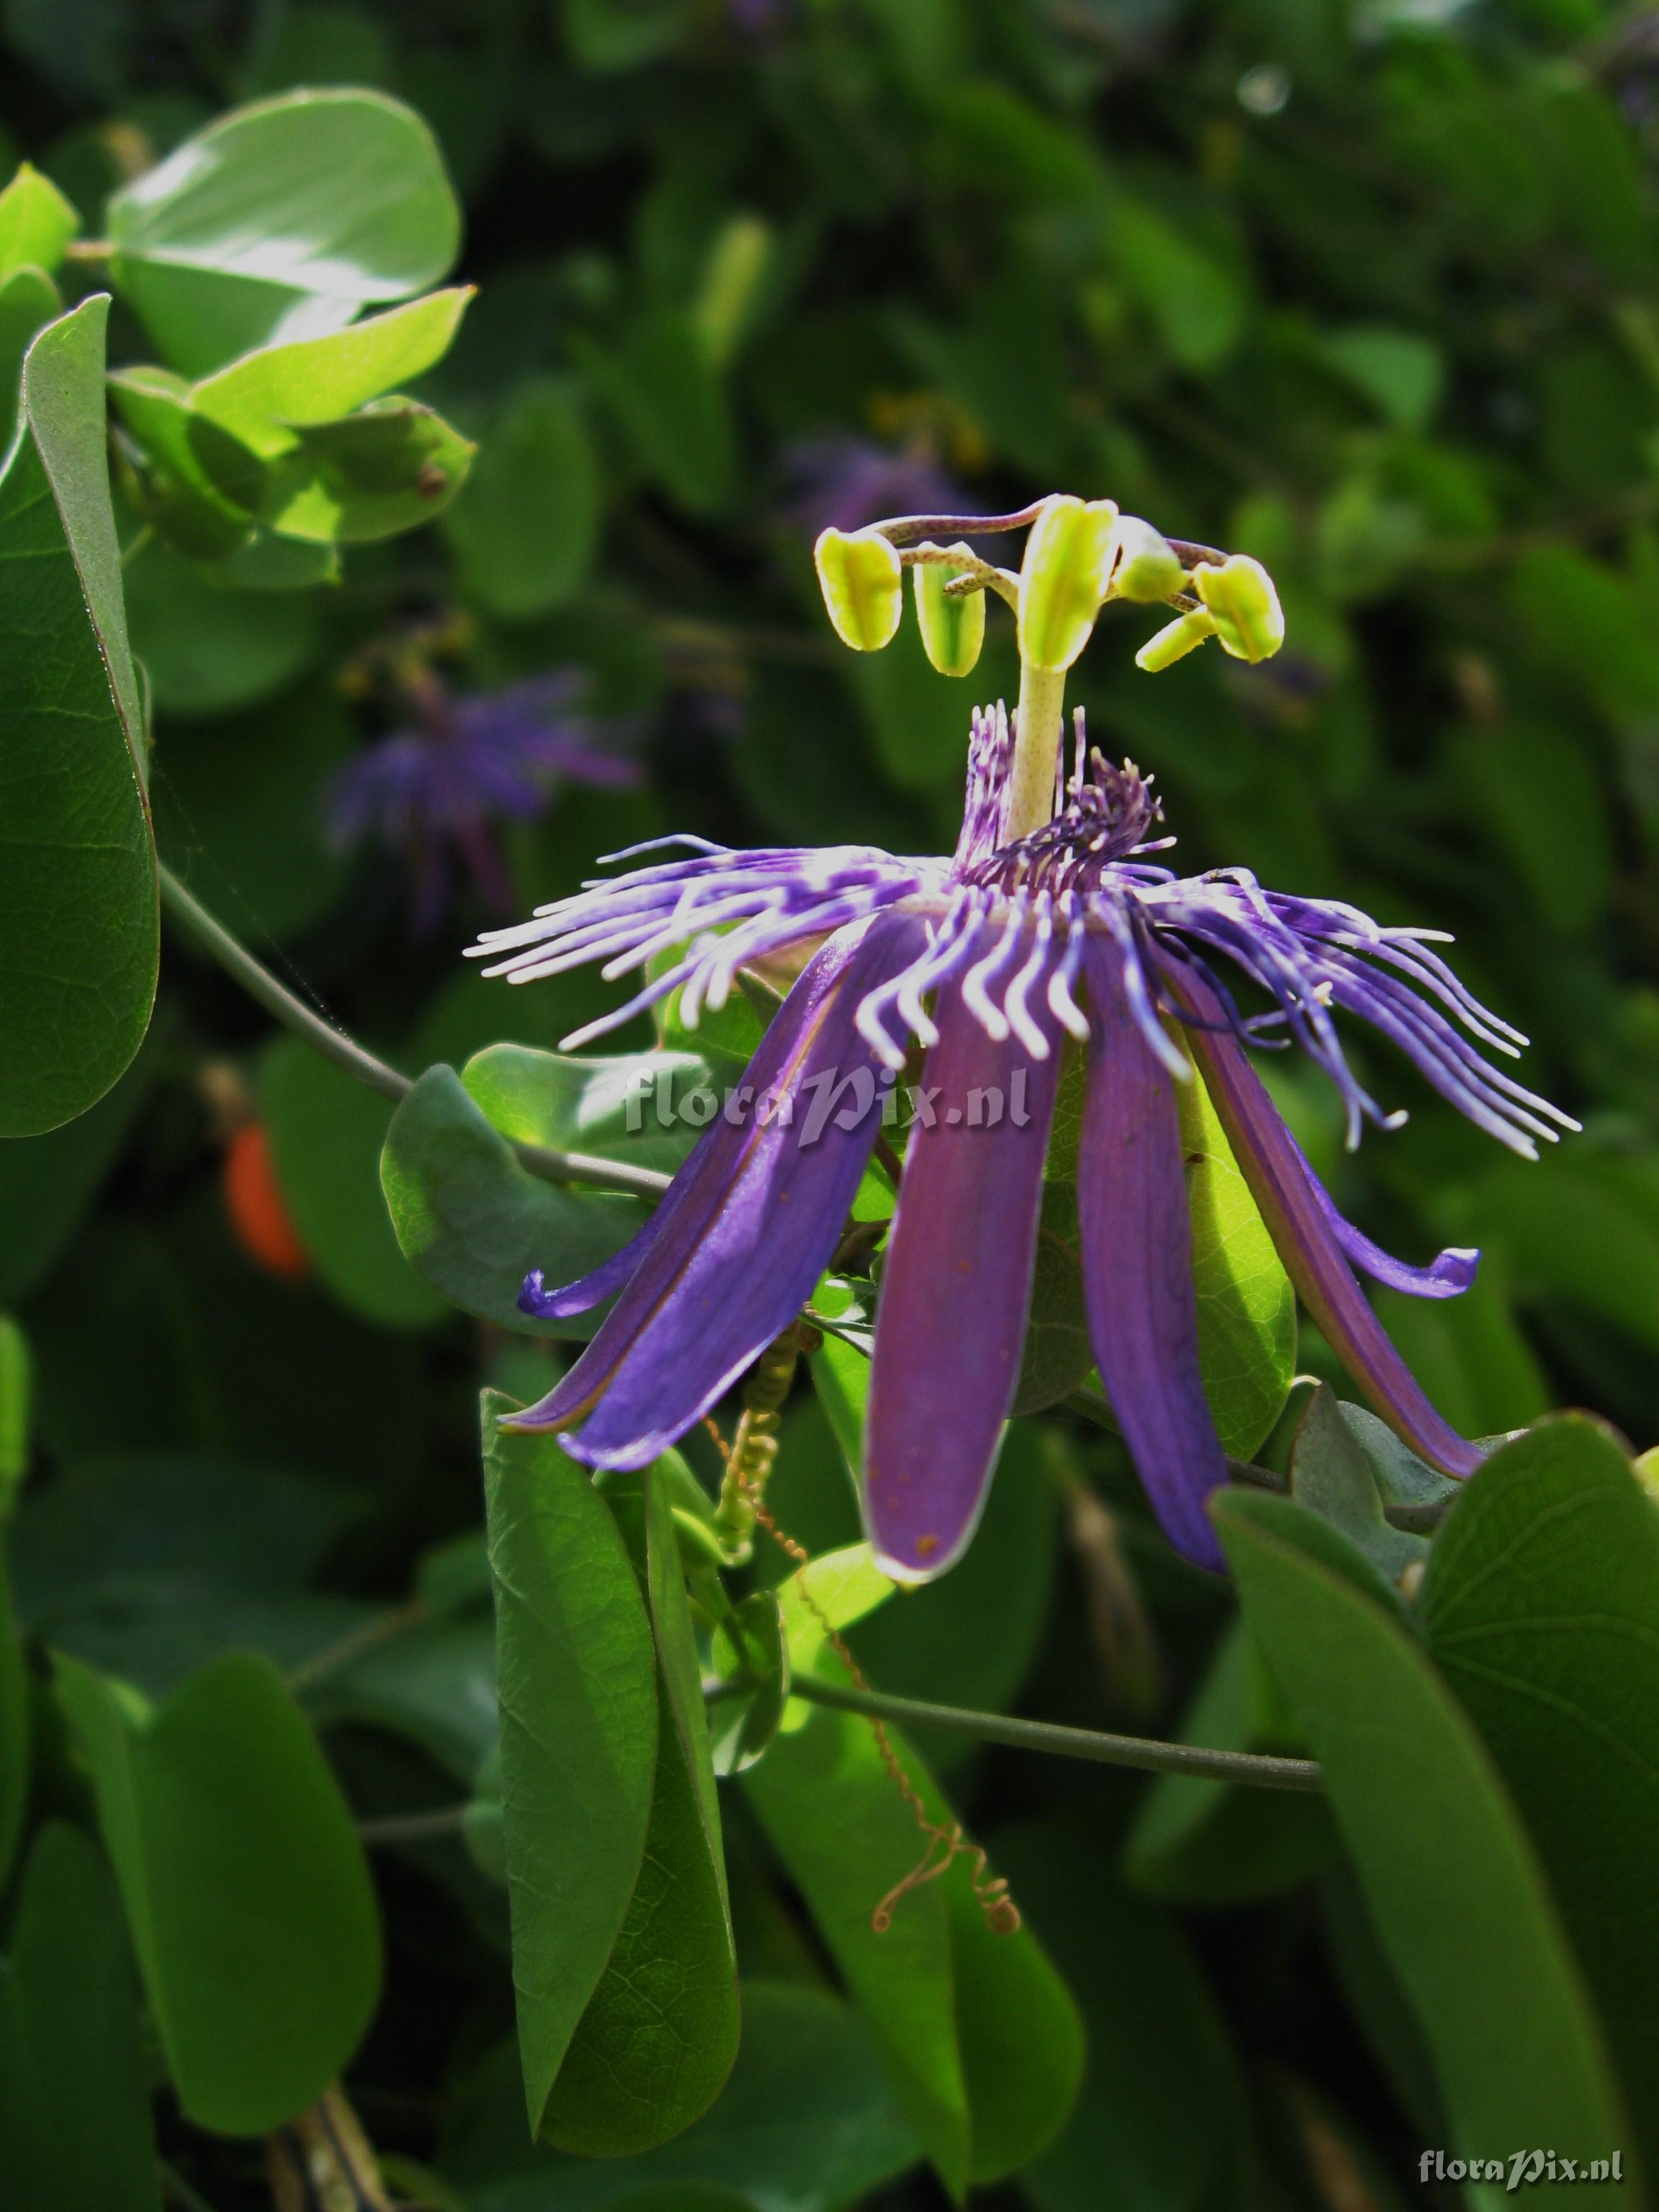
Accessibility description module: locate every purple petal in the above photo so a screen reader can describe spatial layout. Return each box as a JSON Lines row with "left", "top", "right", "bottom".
{"left": 1079, "top": 944, "right": 1228, "bottom": 1572}
{"left": 864, "top": 974, "right": 1064, "bottom": 1581}
{"left": 1301, "top": 1159, "right": 1479, "bottom": 1300}
{"left": 505, "top": 914, "right": 921, "bottom": 1462}
{"left": 1170, "top": 965, "right": 1482, "bottom": 1479}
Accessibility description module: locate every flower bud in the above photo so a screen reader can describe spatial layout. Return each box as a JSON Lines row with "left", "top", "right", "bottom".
{"left": 1108, "top": 516, "right": 1187, "bottom": 604}
{"left": 814, "top": 527, "right": 904, "bottom": 652}
{"left": 1195, "top": 554, "right": 1284, "bottom": 663}
{"left": 1017, "top": 495, "right": 1120, "bottom": 671}
{"left": 912, "top": 548, "right": 986, "bottom": 677}
{"left": 1135, "top": 609, "right": 1218, "bottom": 673}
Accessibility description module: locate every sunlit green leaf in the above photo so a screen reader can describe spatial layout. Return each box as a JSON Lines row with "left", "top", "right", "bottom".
{"left": 0, "top": 163, "right": 78, "bottom": 281}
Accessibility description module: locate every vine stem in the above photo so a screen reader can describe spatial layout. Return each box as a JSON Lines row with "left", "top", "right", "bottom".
{"left": 786, "top": 1674, "right": 1325, "bottom": 1792}
{"left": 157, "top": 865, "right": 671, "bottom": 1202}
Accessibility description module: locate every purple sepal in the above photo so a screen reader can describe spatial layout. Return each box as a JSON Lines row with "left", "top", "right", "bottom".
{"left": 503, "top": 913, "right": 920, "bottom": 1460}
{"left": 864, "top": 977, "right": 1063, "bottom": 1582}
{"left": 1174, "top": 968, "right": 1482, "bottom": 1480}
{"left": 1079, "top": 944, "right": 1228, "bottom": 1573}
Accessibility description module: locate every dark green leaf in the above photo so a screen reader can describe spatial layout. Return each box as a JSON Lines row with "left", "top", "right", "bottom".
{"left": 264, "top": 1038, "right": 445, "bottom": 1330}
{"left": 565, "top": 0, "right": 691, "bottom": 73}
{"left": 744, "top": 1662, "right": 1082, "bottom": 2191}
{"left": 382, "top": 1064, "right": 647, "bottom": 1336}
{"left": 1216, "top": 1487, "right": 1637, "bottom": 2181}
{"left": 1012, "top": 1182, "right": 1094, "bottom": 1416}
{"left": 439, "top": 1982, "right": 918, "bottom": 2211}
{"left": 999, "top": 1823, "right": 1246, "bottom": 2212}
{"left": 108, "top": 91, "right": 462, "bottom": 376}
{"left": 543, "top": 1462, "right": 738, "bottom": 2154}
{"left": 1421, "top": 1416, "right": 1659, "bottom": 2155}
{"left": 480, "top": 1401, "right": 658, "bottom": 2136}
{"left": 124, "top": 537, "right": 320, "bottom": 716}
{"left": 444, "top": 376, "right": 602, "bottom": 618}
{"left": 0, "top": 1822, "right": 160, "bottom": 2212}
{"left": 709, "top": 1588, "right": 790, "bottom": 1776}
{"left": 0, "top": 1550, "right": 28, "bottom": 1890}
{"left": 1124, "top": 1617, "right": 1341, "bottom": 1905}
{"left": 0, "top": 1039, "right": 153, "bottom": 1302}
{"left": 1287, "top": 1382, "right": 1427, "bottom": 1583}
{"left": 584, "top": 311, "right": 735, "bottom": 516}
{"left": 55, "top": 1648, "right": 382, "bottom": 2134}
{"left": 0, "top": 298, "right": 157, "bottom": 1136}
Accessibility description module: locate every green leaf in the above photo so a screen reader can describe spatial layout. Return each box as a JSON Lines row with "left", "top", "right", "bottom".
{"left": 1179, "top": 1067, "right": 1297, "bottom": 1458}
{"left": 0, "top": 1316, "right": 28, "bottom": 1521}
{"left": 152, "top": 684, "right": 354, "bottom": 941}
{"left": 124, "top": 537, "right": 320, "bottom": 716}
{"left": 439, "top": 1982, "right": 918, "bottom": 2211}
{"left": 997, "top": 1823, "right": 1246, "bottom": 2212}
{"left": 1420, "top": 1416, "right": 1659, "bottom": 2154}
{"left": 1286, "top": 1382, "right": 1427, "bottom": 1583}
{"left": 108, "top": 90, "right": 462, "bottom": 376}
{"left": 109, "top": 365, "right": 266, "bottom": 557}
{"left": 848, "top": 1424, "right": 1058, "bottom": 1766}
{"left": 709, "top": 1588, "right": 790, "bottom": 1776}
{"left": 1123, "top": 1616, "right": 1340, "bottom": 1905}
{"left": 1012, "top": 1183, "right": 1094, "bottom": 1416}
{"left": 262, "top": 395, "right": 475, "bottom": 541}
{"left": 55, "top": 1648, "right": 382, "bottom": 2135}
{"left": 444, "top": 375, "right": 603, "bottom": 618}
{"left": 584, "top": 310, "right": 735, "bottom": 516}
{"left": 12, "top": 1449, "right": 363, "bottom": 1696}
{"left": 382, "top": 1064, "right": 648, "bottom": 1336}
{"left": 0, "top": 1822, "right": 160, "bottom": 2212}
{"left": 565, "top": 0, "right": 692, "bottom": 71}
{"left": 462, "top": 1043, "right": 711, "bottom": 1179}
{"left": 540, "top": 1460, "right": 739, "bottom": 2154}
{"left": 1215, "top": 1486, "right": 1638, "bottom": 2182}
{"left": 0, "top": 298, "right": 156, "bottom": 1138}
{"left": 1110, "top": 200, "right": 1246, "bottom": 372}
{"left": 192, "top": 287, "right": 473, "bottom": 455}
{"left": 0, "top": 163, "right": 78, "bottom": 281}
{"left": 0, "top": 264, "right": 59, "bottom": 444}
{"left": 0, "top": 1548, "right": 29, "bottom": 1890}
{"left": 264, "top": 1038, "right": 445, "bottom": 1330}
{"left": 0, "top": 1040, "right": 153, "bottom": 1302}
{"left": 480, "top": 1402, "right": 659, "bottom": 2136}
{"left": 743, "top": 1672, "right": 1082, "bottom": 2191}
{"left": 1321, "top": 326, "right": 1444, "bottom": 432}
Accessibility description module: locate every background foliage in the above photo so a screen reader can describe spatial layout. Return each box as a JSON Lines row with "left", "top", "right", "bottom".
{"left": 1, "top": 0, "right": 1658, "bottom": 2207}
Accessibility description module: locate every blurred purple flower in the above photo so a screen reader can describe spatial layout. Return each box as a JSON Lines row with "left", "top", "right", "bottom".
{"left": 729, "top": 0, "right": 792, "bottom": 29}
{"left": 782, "top": 435, "right": 968, "bottom": 539}
{"left": 329, "top": 671, "right": 642, "bottom": 930}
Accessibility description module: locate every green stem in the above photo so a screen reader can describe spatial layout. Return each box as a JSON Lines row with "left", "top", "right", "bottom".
{"left": 158, "top": 866, "right": 671, "bottom": 1202}
{"left": 356, "top": 1807, "right": 474, "bottom": 1846}
{"left": 1007, "top": 660, "right": 1067, "bottom": 840}
{"left": 786, "top": 1673, "right": 1324, "bottom": 1791}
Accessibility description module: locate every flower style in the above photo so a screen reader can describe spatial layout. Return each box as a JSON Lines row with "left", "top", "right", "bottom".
{"left": 470, "top": 498, "right": 1573, "bottom": 1581}
{"left": 330, "top": 669, "right": 642, "bottom": 930}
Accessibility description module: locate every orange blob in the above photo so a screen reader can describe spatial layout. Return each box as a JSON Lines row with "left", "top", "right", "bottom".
{"left": 222, "top": 1123, "right": 310, "bottom": 1282}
